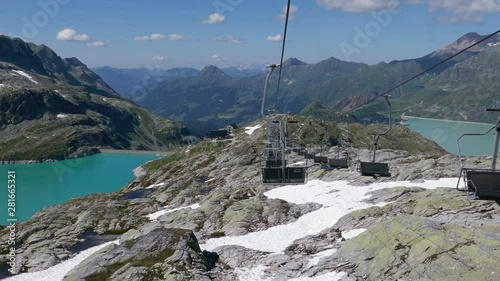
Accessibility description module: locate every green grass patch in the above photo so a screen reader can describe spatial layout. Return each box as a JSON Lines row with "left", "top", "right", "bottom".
{"left": 144, "top": 153, "right": 185, "bottom": 171}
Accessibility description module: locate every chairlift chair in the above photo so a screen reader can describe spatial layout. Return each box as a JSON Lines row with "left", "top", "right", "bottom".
{"left": 313, "top": 145, "right": 328, "bottom": 164}
{"left": 314, "top": 156, "right": 328, "bottom": 164}
{"left": 305, "top": 151, "right": 315, "bottom": 160}
{"left": 260, "top": 65, "right": 307, "bottom": 184}
{"left": 329, "top": 146, "right": 349, "bottom": 169}
{"left": 457, "top": 108, "right": 500, "bottom": 200}
{"left": 359, "top": 95, "right": 392, "bottom": 178}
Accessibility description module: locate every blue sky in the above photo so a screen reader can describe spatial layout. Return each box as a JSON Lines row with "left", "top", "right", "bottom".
{"left": 1, "top": 0, "right": 499, "bottom": 69}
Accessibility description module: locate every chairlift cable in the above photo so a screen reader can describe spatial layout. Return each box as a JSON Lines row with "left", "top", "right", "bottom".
{"left": 273, "top": 0, "right": 292, "bottom": 110}
{"left": 344, "top": 29, "right": 500, "bottom": 115}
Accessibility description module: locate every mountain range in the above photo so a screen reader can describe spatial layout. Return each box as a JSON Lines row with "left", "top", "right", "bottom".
{"left": 0, "top": 35, "right": 197, "bottom": 162}
{"left": 1, "top": 31, "right": 498, "bottom": 161}
{"left": 95, "top": 32, "right": 499, "bottom": 130}
{"left": 92, "top": 64, "right": 266, "bottom": 102}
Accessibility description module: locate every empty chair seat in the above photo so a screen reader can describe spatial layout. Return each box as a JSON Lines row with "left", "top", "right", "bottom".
{"left": 262, "top": 167, "right": 306, "bottom": 184}
{"left": 314, "top": 156, "right": 328, "bottom": 164}
{"left": 305, "top": 153, "right": 315, "bottom": 159}
{"left": 464, "top": 169, "right": 500, "bottom": 199}
{"left": 329, "top": 158, "right": 348, "bottom": 169}
{"left": 360, "top": 162, "right": 391, "bottom": 177}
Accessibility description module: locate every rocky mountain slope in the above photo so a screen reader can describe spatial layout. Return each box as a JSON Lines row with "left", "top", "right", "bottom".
{"left": 92, "top": 65, "right": 265, "bottom": 102}
{"left": 92, "top": 66, "right": 200, "bottom": 101}
{"left": 393, "top": 44, "right": 500, "bottom": 122}
{"left": 0, "top": 36, "right": 198, "bottom": 162}
{"left": 2, "top": 116, "right": 497, "bottom": 280}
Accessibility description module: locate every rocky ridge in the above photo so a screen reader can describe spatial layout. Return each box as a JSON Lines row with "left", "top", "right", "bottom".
{"left": 0, "top": 35, "right": 199, "bottom": 162}
{"left": 1, "top": 117, "right": 498, "bottom": 280}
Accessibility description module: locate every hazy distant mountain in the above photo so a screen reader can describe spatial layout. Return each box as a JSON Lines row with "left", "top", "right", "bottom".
{"left": 0, "top": 36, "right": 197, "bottom": 162}
{"left": 136, "top": 58, "right": 368, "bottom": 128}
{"left": 92, "top": 66, "right": 199, "bottom": 100}
{"left": 123, "top": 32, "right": 500, "bottom": 127}
{"left": 221, "top": 64, "right": 266, "bottom": 78}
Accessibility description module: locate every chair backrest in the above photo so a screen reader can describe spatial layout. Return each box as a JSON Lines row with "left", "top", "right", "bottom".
{"left": 466, "top": 169, "right": 500, "bottom": 199}
{"left": 266, "top": 159, "right": 286, "bottom": 167}
{"left": 262, "top": 167, "right": 306, "bottom": 184}
{"left": 329, "top": 158, "right": 348, "bottom": 168}
{"left": 360, "top": 162, "right": 391, "bottom": 177}
{"left": 314, "top": 156, "right": 328, "bottom": 164}
{"left": 305, "top": 153, "right": 315, "bottom": 159}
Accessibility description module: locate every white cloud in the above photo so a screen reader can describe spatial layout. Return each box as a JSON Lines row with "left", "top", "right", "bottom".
{"left": 152, "top": 55, "right": 166, "bottom": 61}
{"left": 168, "top": 34, "right": 185, "bottom": 41}
{"left": 150, "top": 33, "right": 165, "bottom": 40}
{"left": 87, "top": 41, "right": 108, "bottom": 48}
{"left": 267, "top": 34, "right": 282, "bottom": 42}
{"left": 279, "top": 5, "right": 298, "bottom": 20}
{"left": 135, "top": 36, "right": 150, "bottom": 41}
{"left": 316, "top": 0, "right": 400, "bottom": 12}
{"left": 407, "top": 0, "right": 500, "bottom": 23}
{"left": 203, "top": 13, "right": 226, "bottom": 24}
{"left": 212, "top": 54, "right": 222, "bottom": 61}
{"left": 135, "top": 33, "right": 168, "bottom": 41}
{"left": 316, "top": 0, "right": 500, "bottom": 22}
{"left": 56, "top": 28, "right": 90, "bottom": 42}
{"left": 212, "top": 35, "right": 245, "bottom": 44}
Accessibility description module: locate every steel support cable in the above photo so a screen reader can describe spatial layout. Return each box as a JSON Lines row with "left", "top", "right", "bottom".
{"left": 273, "top": 0, "right": 292, "bottom": 110}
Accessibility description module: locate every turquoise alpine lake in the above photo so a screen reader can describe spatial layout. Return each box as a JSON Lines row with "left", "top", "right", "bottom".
{"left": 407, "top": 117, "right": 497, "bottom": 156}
{"left": 2, "top": 153, "right": 159, "bottom": 224}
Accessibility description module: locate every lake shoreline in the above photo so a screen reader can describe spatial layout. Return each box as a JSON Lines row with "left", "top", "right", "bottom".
{"left": 0, "top": 149, "right": 170, "bottom": 165}
{"left": 99, "top": 149, "right": 170, "bottom": 156}
{"left": 406, "top": 115, "right": 494, "bottom": 126}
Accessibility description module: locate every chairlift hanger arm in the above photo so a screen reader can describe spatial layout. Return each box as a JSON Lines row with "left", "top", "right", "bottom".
{"left": 368, "top": 94, "right": 393, "bottom": 136}
{"left": 456, "top": 121, "right": 498, "bottom": 169}
{"left": 261, "top": 65, "right": 282, "bottom": 131}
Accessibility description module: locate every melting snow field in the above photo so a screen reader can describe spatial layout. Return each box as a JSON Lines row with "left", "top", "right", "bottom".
{"left": 11, "top": 70, "right": 38, "bottom": 84}
{"left": 5, "top": 178, "right": 458, "bottom": 281}
{"left": 145, "top": 203, "right": 201, "bottom": 221}
{"left": 5, "top": 240, "right": 119, "bottom": 281}
{"left": 308, "top": 248, "right": 338, "bottom": 267}
{"left": 200, "top": 178, "right": 458, "bottom": 280}
{"left": 145, "top": 182, "right": 165, "bottom": 189}
{"left": 201, "top": 178, "right": 457, "bottom": 253}
{"left": 245, "top": 125, "right": 262, "bottom": 135}
{"left": 235, "top": 265, "right": 346, "bottom": 281}
{"left": 342, "top": 228, "right": 367, "bottom": 240}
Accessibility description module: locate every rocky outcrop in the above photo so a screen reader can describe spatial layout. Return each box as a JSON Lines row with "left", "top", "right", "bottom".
{"left": 331, "top": 187, "right": 500, "bottom": 281}
{"left": 64, "top": 227, "right": 212, "bottom": 281}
